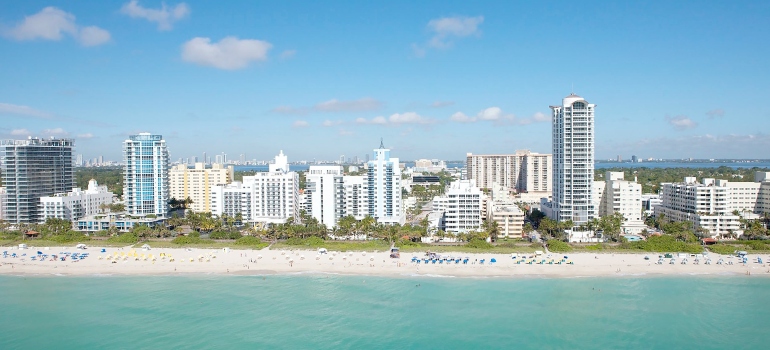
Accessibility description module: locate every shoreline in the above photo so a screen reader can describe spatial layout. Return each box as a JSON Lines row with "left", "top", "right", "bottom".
{"left": 2, "top": 245, "right": 769, "bottom": 279}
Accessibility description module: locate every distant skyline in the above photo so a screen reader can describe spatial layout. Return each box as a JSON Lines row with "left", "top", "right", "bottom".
{"left": 1, "top": 0, "right": 769, "bottom": 161}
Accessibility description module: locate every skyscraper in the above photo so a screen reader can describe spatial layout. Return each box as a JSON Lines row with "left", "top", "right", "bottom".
{"left": 123, "top": 133, "right": 169, "bottom": 217}
{"left": 0, "top": 138, "right": 75, "bottom": 223}
{"left": 365, "top": 140, "right": 403, "bottom": 225}
{"left": 550, "top": 93, "right": 596, "bottom": 226}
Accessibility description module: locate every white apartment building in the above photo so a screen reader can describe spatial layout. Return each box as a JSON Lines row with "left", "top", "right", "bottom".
{"left": 306, "top": 166, "right": 344, "bottom": 228}
{"left": 0, "top": 187, "right": 6, "bottom": 220}
{"left": 413, "top": 159, "right": 447, "bottom": 173}
{"left": 466, "top": 150, "right": 552, "bottom": 196}
{"left": 169, "top": 163, "right": 234, "bottom": 213}
{"left": 550, "top": 93, "right": 596, "bottom": 226}
{"left": 123, "top": 133, "right": 169, "bottom": 217}
{"left": 656, "top": 175, "right": 768, "bottom": 237}
{"left": 210, "top": 151, "right": 298, "bottom": 225}
{"left": 306, "top": 165, "right": 367, "bottom": 228}
{"left": 40, "top": 179, "right": 114, "bottom": 222}
{"left": 597, "top": 172, "right": 645, "bottom": 234}
{"left": 432, "top": 180, "right": 483, "bottom": 233}
{"left": 365, "top": 143, "right": 404, "bottom": 225}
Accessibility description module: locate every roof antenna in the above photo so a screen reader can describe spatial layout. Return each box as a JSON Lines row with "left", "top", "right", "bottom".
{"left": 379, "top": 137, "right": 385, "bottom": 149}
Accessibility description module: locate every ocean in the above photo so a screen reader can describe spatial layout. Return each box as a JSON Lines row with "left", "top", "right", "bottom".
{"left": 1, "top": 275, "right": 767, "bottom": 349}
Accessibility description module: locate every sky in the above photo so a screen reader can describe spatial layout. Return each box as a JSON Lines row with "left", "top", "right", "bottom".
{"left": 1, "top": 0, "right": 769, "bottom": 162}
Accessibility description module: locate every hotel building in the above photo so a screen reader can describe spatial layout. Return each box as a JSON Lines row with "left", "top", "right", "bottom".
{"left": 364, "top": 142, "right": 404, "bottom": 225}
{"left": 169, "top": 163, "right": 234, "bottom": 213}
{"left": 466, "top": 150, "right": 551, "bottom": 195}
{"left": 40, "top": 179, "right": 114, "bottom": 222}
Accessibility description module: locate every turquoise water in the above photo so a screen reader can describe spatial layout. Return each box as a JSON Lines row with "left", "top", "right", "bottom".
{"left": 1, "top": 275, "right": 767, "bottom": 349}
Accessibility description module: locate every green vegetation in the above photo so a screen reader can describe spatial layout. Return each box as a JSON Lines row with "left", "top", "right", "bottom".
{"left": 209, "top": 231, "right": 243, "bottom": 240}
{"left": 76, "top": 167, "right": 123, "bottom": 196}
{"left": 595, "top": 166, "right": 770, "bottom": 194}
{"left": 707, "top": 244, "right": 738, "bottom": 255}
{"left": 466, "top": 239, "right": 493, "bottom": 249}
{"left": 234, "top": 236, "right": 269, "bottom": 249}
{"left": 619, "top": 235, "right": 703, "bottom": 253}
{"left": 107, "top": 233, "right": 140, "bottom": 244}
{"left": 546, "top": 239, "right": 573, "bottom": 252}
{"left": 273, "top": 237, "right": 390, "bottom": 252}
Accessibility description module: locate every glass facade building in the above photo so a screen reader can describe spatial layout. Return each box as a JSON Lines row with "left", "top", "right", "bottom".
{"left": 123, "top": 133, "right": 169, "bottom": 217}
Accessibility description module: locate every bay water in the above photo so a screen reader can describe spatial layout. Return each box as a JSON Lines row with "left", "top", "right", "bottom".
{"left": 1, "top": 275, "right": 767, "bottom": 349}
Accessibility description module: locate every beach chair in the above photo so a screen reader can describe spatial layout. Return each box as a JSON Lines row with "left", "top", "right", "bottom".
{"left": 669, "top": 259, "right": 675, "bottom": 265}
{"left": 480, "top": 259, "right": 485, "bottom": 264}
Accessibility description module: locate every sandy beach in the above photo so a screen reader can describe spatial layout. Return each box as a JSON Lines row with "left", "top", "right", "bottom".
{"left": 2, "top": 244, "right": 770, "bottom": 278}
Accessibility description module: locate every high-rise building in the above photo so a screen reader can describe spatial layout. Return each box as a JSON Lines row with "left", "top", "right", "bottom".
{"left": 364, "top": 141, "right": 403, "bottom": 225}
{"left": 595, "top": 172, "right": 646, "bottom": 234}
{"left": 550, "top": 93, "right": 596, "bottom": 226}
{"left": 123, "top": 133, "right": 169, "bottom": 217}
{"left": 0, "top": 138, "right": 75, "bottom": 223}
{"left": 305, "top": 165, "right": 367, "bottom": 228}
{"left": 0, "top": 187, "right": 6, "bottom": 220}
{"left": 466, "top": 151, "right": 551, "bottom": 193}
{"left": 40, "top": 179, "right": 114, "bottom": 222}
{"left": 432, "top": 180, "right": 483, "bottom": 233}
{"left": 76, "top": 154, "right": 84, "bottom": 167}
{"left": 169, "top": 163, "right": 234, "bottom": 213}
{"left": 211, "top": 151, "right": 298, "bottom": 224}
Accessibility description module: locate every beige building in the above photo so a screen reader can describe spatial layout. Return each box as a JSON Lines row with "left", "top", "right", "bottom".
{"left": 466, "top": 150, "right": 551, "bottom": 196}
{"left": 486, "top": 182, "right": 524, "bottom": 238}
{"left": 170, "top": 163, "right": 234, "bottom": 213}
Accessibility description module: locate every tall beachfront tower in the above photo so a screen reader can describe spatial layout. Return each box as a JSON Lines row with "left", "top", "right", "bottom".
{"left": 550, "top": 93, "right": 596, "bottom": 226}
{"left": 365, "top": 140, "right": 404, "bottom": 225}
{"left": 0, "top": 138, "right": 75, "bottom": 223}
{"left": 123, "top": 133, "right": 169, "bottom": 217}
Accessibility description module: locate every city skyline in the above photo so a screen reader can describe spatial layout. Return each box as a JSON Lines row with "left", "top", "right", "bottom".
{"left": 1, "top": 1, "right": 769, "bottom": 161}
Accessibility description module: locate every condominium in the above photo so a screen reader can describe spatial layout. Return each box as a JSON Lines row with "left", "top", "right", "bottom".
{"left": 466, "top": 150, "right": 551, "bottom": 194}
{"left": 0, "top": 138, "right": 75, "bottom": 223}
{"left": 432, "top": 180, "right": 483, "bottom": 233}
{"left": 550, "top": 93, "right": 596, "bottom": 225}
{"left": 169, "top": 163, "right": 234, "bottom": 213}
{"left": 596, "top": 172, "right": 645, "bottom": 234}
{"left": 305, "top": 166, "right": 367, "bottom": 228}
{"left": 656, "top": 174, "right": 770, "bottom": 237}
{"left": 40, "top": 179, "right": 114, "bottom": 222}
{"left": 211, "top": 151, "right": 298, "bottom": 224}
{"left": 123, "top": 133, "right": 169, "bottom": 217}
{"left": 364, "top": 142, "right": 404, "bottom": 225}
{"left": 486, "top": 182, "right": 524, "bottom": 238}
{"left": 413, "top": 159, "right": 447, "bottom": 173}
{"left": 0, "top": 187, "right": 6, "bottom": 220}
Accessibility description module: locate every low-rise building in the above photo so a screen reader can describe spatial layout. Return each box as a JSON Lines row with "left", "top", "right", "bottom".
{"left": 39, "top": 179, "right": 114, "bottom": 222}
{"left": 597, "top": 172, "right": 646, "bottom": 234}
{"left": 76, "top": 213, "right": 165, "bottom": 232}
{"left": 656, "top": 174, "right": 769, "bottom": 238}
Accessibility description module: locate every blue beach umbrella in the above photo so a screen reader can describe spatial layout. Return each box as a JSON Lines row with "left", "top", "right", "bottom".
{"left": 490, "top": 258, "right": 497, "bottom": 263}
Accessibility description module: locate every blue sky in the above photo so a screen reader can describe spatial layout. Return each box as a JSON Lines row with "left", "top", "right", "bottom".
{"left": 1, "top": 0, "right": 769, "bottom": 162}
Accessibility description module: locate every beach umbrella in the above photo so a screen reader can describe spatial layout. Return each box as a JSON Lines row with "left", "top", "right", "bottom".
{"left": 490, "top": 258, "right": 497, "bottom": 263}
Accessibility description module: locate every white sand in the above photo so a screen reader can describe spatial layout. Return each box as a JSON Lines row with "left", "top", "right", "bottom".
{"left": 2, "top": 245, "right": 770, "bottom": 278}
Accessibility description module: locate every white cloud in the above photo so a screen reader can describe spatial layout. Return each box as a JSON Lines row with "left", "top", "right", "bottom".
{"left": 120, "top": 1, "right": 190, "bottom": 31}
{"left": 292, "top": 120, "right": 309, "bottom": 128}
{"left": 322, "top": 120, "right": 343, "bottom": 127}
{"left": 77, "top": 133, "right": 94, "bottom": 139}
{"left": 666, "top": 115, "right": 697, "bottom": 130}
{"left": 449, "top": 108, "right": 550, "bottom": 125}
{"left": 314, "top": 98, "right": 382, "bottom": 112}
{"left": 42, "top": 127, "right": 68, "bottom": 136}
{"left": 280, "top": 49, "right": 296, "bottom": 59}
{"left": 357, "top": 112, "right": 434, "bottom": 125}
{"left": 78, "top": 26, "right": 111, "bottom": 46}
{"left": 450, "top": 112, "right": 475, "bottom": 123}
{"left": 531, "top": 112, "right": 550, "bottom": 122}
{"left": 413, "top": 15, "right": 484, "bottom": 55}
{"left": 182, "top": 36, "right": 272, "bottom": 70}
{"left": 431, "top": 101, "right": 454, "bottom": 108}
{"left": 5, "top": 7, "right": 110, "bottom": 47}
{"left": 0, "top": 102, "right": 55, "bottom": 119}
{"left": 10, "top": 129, "right": 31, "bottom": 136}
{"left": 706, "top": 108, "right": 725, "bottom": 119}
